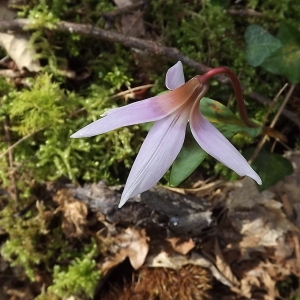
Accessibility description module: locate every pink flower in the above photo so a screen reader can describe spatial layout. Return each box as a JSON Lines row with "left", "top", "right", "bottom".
{"left": 71, "top": 62, "right": 261, "bottom": 207}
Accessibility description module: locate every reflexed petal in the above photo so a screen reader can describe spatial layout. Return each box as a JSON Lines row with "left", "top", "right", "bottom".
{"left": 119, "top": 107, "right": 190, "bottom": 207}
{"left": 190, "top": 102, "right": 262, "bottom": 185}
{"left": 71, "top": 78, "right": 200, "bottom": 138}
{"left": 165, "top": 61, "right": 185, "bottom": 90}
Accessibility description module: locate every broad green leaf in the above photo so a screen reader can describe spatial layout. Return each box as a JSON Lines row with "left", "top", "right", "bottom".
{"left": 245, "top": 24, "right": 282, "bottom": 67}
{"left": 200, "top": 97, "right": 261, "bottom": 138}
{"left": 261, "top": 24, "right": 300, "bottom": 84}
{"left": 169, "top": 98, "right": 262, "bottom": 186}
{"left": 244, "top": 148, "right": 293, "bottom": 191}
{"left": 170, "top": 130, "right": 208, "bottom": 187}
{"left": 277, "top": 23, "right": 300, "bottom": 45}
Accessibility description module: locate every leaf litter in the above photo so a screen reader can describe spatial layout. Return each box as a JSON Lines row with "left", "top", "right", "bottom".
{"left": 0, "top": 1, "right": 299, "bottom": 299}
{"left": 0, "top": 3, "right": 40, "bottom": 73}
{"left": 1, "top": 152, "right": 299, "bottom": 299}
{"left": 34, "top": 151, "right": 299, "bottom": 299}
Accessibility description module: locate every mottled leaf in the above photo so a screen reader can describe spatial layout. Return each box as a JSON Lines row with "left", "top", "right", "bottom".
{"left": 170, "top": 98, "right": 262, "bottom": 186}
{"left": 262, "top": 24, "right": 300, "bottom": 84}
{"left": 245, "top": 24, "right": 282, "bottom": 67}
{"left": 200, "top": 97, "right": 261, "bottom": 138}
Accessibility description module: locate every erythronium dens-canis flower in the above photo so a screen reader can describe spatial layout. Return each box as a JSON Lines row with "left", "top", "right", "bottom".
{"left": 71, "top": 61, "right": 262, "bottom": 208}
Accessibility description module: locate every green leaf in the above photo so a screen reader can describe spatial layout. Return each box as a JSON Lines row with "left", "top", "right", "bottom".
{"left": 261, "top": 24, "right": 300, "bottom": 84}
{"left": 243, "top": 148, "right": 293, "bottom": 191}
{"left": 200, "top": 97, "right": 261, "bottom": 138}
{"left": 169, "top": 98, "right": 262, "bottom": 186}
{"left": 170, "top": 130, "right": 207, "bottom": 187}
{"left": 277, "top": 23, "right": 300, "bottom": 45}
{"left": 245, "top": 24, "right": 282, "bottom": 67}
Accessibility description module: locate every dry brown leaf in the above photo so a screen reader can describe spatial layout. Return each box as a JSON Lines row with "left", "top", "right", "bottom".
{"left": 261, "top": 271, "right": 276, "bottom": 300}
{"left": 146, "top": 251, "right": 233, "bottom": 287}
{"left": 167, "top": 237, "right": 195, "bottom": 255}
{"left": 0, "top": 33, "right": 41, "bottom": 72}
{"left": 294, "top": 203, "right": 300, "bottom": 234}
{"left": 53, "top": 189, "right": 88, "bottom": 238}
{"left": 226, "top": 177, "right": 260, "bottom": 210}
{"left": 101, "top": 265, "right": 212, "bottom": 300}
{"left": 214, "top": 239, "right": 240, "bottom": 287}
{"left": 0, "top": 2, "right": 16, "bottom": 22}
{"left": 0, "top": 3, "right": 40, "bottom": 72}
{"left": 185, "top": 180, "right": 225, "bottom": 197}
{"left": 102, "top": 227, "right": 149, "bottom": 273}
{"left": 226, "top": 235, "right": 266, "bottom": 261}
{"left": 231, "top": 205, "right": 294, "bottom": 248}
{"left": 241, "top": 265, "right": 278, "bottom": 300}
{"left": 281, "top": 194, "right": 295, "bottom": 220}
{"left": 227, "top": 177, "right": 297, "bottom": 252}
{"left": 239, "top": 275, "right": 261, "bottom": 299}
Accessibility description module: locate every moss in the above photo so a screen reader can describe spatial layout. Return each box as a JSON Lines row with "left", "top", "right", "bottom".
{"left": 1, "top": 0, "right": 299, "bottom": 298}
{"left": 0, "top": 203, "right": 56, "bottom": 281}
{"left": 0, "top": 199, "right": 101, "bottom": 299}
{"left": 45, "top": 242, "right": 101, "bottom": 299}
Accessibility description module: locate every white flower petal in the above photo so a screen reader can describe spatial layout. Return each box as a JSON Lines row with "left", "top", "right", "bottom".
{"left": 71, "top": 78, "right": 199, "bottom": 138}
{"left": 165, "top": 61, "right": 185, "bottom": 90}
{"left": 119, "top": 107, "right": 190, "bottom": 207}
{"left": 190, "top": 102, "right": 262, "bottom": 185}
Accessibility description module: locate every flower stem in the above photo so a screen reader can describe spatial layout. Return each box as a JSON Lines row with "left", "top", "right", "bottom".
{"left": 198, "top": 67, "right": 257, "bottom": 128}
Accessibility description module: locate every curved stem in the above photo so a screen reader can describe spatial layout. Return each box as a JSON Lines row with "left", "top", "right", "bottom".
{"left": 198, "top": 67, "right": 257, "bottom": 128}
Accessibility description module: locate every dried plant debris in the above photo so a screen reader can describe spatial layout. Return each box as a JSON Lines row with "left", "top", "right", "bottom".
{"left": 0, "top": 32, "right": 41, "bottom": 72}
{"left": 53, "top": 188, "right": 88, "bottom": 239}
{"left": 100, "top": 264, "right": 212, "bottom": 300}
{"left": 2, "top": 150, "right": 295, "bottom": 299}
{"left": 0, "top": 3, "right": 40, "bottom": 73}
{"left": 70, "top": 152, "right": 300, "bottom": 299}
{"left": 102, "top": 227, "right": 149, "bottom": 273}
{"left": 167, "top": 237, "right": 195, "bottom": 255}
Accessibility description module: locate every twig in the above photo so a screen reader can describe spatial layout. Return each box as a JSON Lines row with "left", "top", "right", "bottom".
{"left": 0, "top": 18, "right": 299, "bottom": 128}
{"left": 270, "top": 85, "right": 296, "bottom": 128}
{"left": 0, "top": 127, "right": 45, "bottom": 160}
{"left": 227, "top": 8, "right": 264, "bottom": 17}
{"left": 261, "top": 83, "right": 288, "bottom": 126}
{"left": 248, "top": 84, "right": 296, "bottom": 164}
{"left": 111, "top": 84, "right": 154, "bottom": 98}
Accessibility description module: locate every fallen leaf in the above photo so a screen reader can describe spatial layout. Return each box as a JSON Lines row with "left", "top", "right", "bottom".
{"left": 214, "top": 239, "right": 240, "bottom": 286}
{"left": 0, "top": 33, "right": 41, "bottom": 72}
{"left": 146, "top": 251, "right": 233, "bottom": 287}
{"left": 102, "top": 227, "right": 149, "bottom": 273}
{"left": 53, "top": 189, "right": 88, "bottom": 238}
{"left": 100, "top": 265, "right": 212, "bottom": 300}
{"left": 0, "top": 2, "right": 40, "bottom": 72}
{"left": 184, "top": 180, "right": 225, "bottom": 197}
{"left": 167, "top": 237, "right": 195, "bottom": 255}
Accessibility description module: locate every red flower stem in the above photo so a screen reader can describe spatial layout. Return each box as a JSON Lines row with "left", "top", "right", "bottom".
{"left": 199, "top": 67, "right": 257, "bottom": 128}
